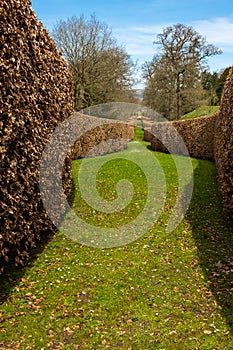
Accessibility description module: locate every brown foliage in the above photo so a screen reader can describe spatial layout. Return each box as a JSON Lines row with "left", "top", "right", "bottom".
{"left": 71, "top": 113, "right": 135, "bottom": 159}
{"left": 150, "top": 114, "right": 217, "bottom": 160}
{"left": 214, "top": 67, "right": 233, "bottom": 214}
{"left": 0, "top": 0, "right": 74, "bottom": 272}
{"left": 150, "top": 67, "right": 233, "bottom": 214}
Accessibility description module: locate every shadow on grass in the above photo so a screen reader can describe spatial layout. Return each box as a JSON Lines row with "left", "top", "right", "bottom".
{"left": 186, "top": 159, "right": 233, "bottom": 333}
{"left": 0, "top": 178, "right": 77, "bottom": 305}
{"left": 0, "top": 230, "right": 55, "bottom": 305}
{"left": 146, "top": 144, "right": 154, "bottom": 152}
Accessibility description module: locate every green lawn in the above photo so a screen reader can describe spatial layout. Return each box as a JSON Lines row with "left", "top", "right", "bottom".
{"left": 182, "top": 106, "right": 220, "bottom": 119}
{"left": 1, "top": 128, "right": 232, "bottom": 349}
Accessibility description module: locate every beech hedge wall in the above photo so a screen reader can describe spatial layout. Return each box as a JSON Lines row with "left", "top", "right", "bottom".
{"left": 150, "top": 67, "right": 233, "bottom": 214}
{"left": 1, "top": 0, "right": 73, "bottom": 273}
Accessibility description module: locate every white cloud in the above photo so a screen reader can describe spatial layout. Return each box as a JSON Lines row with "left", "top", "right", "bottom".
{"left": 113, "top": 24, "right": 168, "bottom": 56}
{"left": 193, "top": 17, "right": 233, "bottom": 53}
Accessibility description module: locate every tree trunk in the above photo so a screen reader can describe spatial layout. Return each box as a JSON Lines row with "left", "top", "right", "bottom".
{"left": 168, "top": 89, "right": 174, "bottom": 120}
{"left": 176, "top": 73, "right": 182, "bottom": 119}
{"left": 74, "top": 81, "right": 79, "bottom": 110}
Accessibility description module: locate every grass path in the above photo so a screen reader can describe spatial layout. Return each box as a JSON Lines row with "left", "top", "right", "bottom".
{"left": 0, "top": 128, "right": 232, "bottom": 349}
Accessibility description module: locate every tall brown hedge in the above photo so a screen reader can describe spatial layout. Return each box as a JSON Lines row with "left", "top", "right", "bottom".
{"left": 150, "top": 114, "right": 217, "bottom": 160}
{"left": 71, "top": 113, "right": 135, "bottom": 159}
{"left": 150, "top": 67, "right": 233, "bottom": 214}
{"left": 214, "top": 67, "right": 233, "bottom": 214}
{"left": 0, "top": 0, "right": 74, "bottom": 272}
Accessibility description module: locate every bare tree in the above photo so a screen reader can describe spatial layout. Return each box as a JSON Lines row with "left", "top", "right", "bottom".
{"left": 143, "top": 23, "right": 221, "bottom": 119}
{"left": 52, "top": 15, "right": 136, "bottom": 110}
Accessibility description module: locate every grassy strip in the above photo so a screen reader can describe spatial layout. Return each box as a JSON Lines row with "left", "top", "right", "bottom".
{"left": 182, "top": 105, "right": 220, "bottom": 119}
{"left": 0, "top": 128, "right": 232, "bottom": 349}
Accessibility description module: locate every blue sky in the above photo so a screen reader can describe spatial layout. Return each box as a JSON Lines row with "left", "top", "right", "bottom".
{"left": 31, "top": 0, "right": 233, "bottom": 86}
